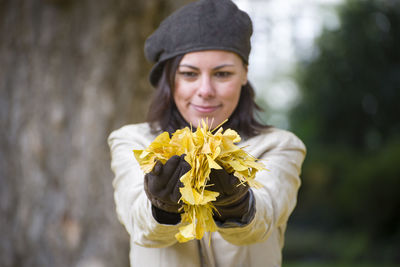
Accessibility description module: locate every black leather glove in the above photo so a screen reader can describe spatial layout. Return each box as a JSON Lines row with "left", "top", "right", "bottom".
{"left": 208, "top": 168, "right": 251, "bottom": 222}
{"left": 144, "top": 155, "right": 191, "bottom": 214}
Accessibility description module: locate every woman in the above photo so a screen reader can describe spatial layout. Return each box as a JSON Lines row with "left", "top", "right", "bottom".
{"left": 108, "top": 0, "right": 306, "bottom": 266}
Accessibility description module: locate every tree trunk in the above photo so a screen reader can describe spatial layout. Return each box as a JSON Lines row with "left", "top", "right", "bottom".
{"left": 0, "top": 0, "right": 191, "bottom": 266}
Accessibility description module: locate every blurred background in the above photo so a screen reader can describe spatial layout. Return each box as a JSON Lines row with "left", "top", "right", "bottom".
{"left": 1, "top": 0, "right": 399, "bottom": 266}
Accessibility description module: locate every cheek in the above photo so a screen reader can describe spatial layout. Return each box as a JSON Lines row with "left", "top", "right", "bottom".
{"left": 174, "top": 83, "right": 193, "bottom": 106}
{"left": 174, "top": 80, "right": 184, "bottom": 99}
{"left": 174, "top": 88, "right": 185, "bottom": 100}
{"left": 222, "top": 84, "right": 241, "bottom": 104}
{"left": 229, "top": 91, "right": 241, "bottom": 111}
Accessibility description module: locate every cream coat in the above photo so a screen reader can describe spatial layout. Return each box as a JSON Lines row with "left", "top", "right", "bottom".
{"left": 108, "top": 123, "right": 306, "bottom": 267}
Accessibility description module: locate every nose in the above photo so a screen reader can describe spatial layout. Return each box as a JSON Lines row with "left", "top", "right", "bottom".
{"left": 197, "top": 74, "right": 215, "bottom": 98}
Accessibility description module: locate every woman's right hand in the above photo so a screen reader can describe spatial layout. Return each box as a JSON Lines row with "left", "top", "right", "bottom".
{"left": 144, "top": 155, "right": 191, "bottom": 214}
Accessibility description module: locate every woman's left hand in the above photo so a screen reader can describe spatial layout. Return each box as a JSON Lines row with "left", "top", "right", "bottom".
{"left": 208, "top": 169, "right": 251, "bottom": 222}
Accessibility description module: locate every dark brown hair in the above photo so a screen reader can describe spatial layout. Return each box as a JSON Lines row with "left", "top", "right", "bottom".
{"left": 146, "top": 55, "right": 270, "bottom": 137}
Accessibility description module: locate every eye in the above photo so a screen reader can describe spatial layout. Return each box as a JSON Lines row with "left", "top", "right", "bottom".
{"left": 215, "top": 71, "right": 232, "bottom": 78}
{"left": 178, "top": 71, "right": 198, "bottom": 78}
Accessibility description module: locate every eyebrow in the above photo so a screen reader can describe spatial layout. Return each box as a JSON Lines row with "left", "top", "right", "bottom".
{"left": 178, "top": 64, "right": 235, "bottom": 70}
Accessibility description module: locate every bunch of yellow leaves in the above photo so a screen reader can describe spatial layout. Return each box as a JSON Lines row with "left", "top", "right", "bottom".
{"left": 133, "top": 120, "right": 265, "bottom": 242}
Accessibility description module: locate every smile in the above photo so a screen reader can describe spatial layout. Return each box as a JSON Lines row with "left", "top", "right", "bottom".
{"left": 191, "top": 103, "right": 221, "bottom": 113}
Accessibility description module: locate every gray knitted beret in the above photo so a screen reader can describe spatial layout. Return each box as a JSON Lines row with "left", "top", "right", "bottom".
{"left": 144, "top": 0, "right": 253, "bottom": 87}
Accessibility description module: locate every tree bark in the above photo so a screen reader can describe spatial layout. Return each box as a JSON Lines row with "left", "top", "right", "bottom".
{"left": 0, "top": 0, "right": 191, "bottom": 266}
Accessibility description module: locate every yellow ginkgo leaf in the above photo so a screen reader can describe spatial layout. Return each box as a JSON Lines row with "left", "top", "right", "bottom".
{"left": 133, "top": 119, "right": 266, "bottom": 242}
{"left": 206, "top": 154, "right": 222, "bottom": 170}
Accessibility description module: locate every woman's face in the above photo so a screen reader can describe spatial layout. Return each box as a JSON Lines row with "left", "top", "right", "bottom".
{"left": 174, "top": 50, "right": 248, "bottom": 128}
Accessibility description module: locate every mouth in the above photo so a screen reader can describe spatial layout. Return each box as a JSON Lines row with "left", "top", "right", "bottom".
{"left": 191, "top": 103, "right": 221, "bottom": 114}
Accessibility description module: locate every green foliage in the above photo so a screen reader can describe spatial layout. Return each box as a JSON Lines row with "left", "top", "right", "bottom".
{"left": 293, "top": 0, "right": 400, "bottom": 150}
{"left": 288, "top": 0, "right": 400, "bottom": 263}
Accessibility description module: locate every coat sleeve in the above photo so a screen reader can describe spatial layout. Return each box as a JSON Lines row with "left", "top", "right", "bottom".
{"left": 216, "top": 128, "right": 306, "bottom": 245}
{"left": 108, "top": 124, "right": 180, "bottom": 248}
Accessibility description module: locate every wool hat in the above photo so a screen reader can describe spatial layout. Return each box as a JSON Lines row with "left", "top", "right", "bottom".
{"left": 144, "top": 0, "right": 253, "bottom": 87}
